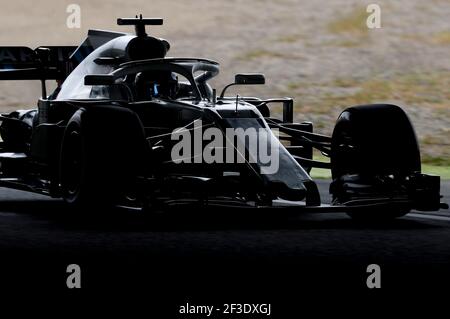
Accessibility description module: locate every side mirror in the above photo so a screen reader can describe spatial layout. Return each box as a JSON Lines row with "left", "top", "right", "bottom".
{"left": 235, "top": 73, "right": 265, "bottom": 85}
{"left": 220, "top": 73, "right": 265, "bottom": 98}
{"left": 84, "top": 74, "right": 115, "bottom": 86}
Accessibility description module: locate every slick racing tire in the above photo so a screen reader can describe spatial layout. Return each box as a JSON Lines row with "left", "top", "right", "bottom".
{"left": 330, "top": 104, "right": 421, "bottom": 220}
{"left": 59, "top": 105, "right": 148, "bottom": 209}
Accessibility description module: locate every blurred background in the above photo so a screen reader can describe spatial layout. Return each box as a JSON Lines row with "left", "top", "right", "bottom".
{"left": 0, "top": 0, "right": 448, "bottom": 176}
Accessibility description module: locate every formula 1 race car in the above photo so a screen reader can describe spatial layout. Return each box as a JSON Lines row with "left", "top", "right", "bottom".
{"left": 0, "top": 16, "right": 446, "bottom": 219}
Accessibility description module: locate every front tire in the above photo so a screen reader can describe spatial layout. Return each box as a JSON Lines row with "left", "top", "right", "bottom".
{"left": 330, "top": 104, "right": 420, "bottom": 220}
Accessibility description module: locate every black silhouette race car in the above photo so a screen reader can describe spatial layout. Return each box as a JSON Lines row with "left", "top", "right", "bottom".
{"left": 0, "top": 17, "right": 446, "bottom": 219}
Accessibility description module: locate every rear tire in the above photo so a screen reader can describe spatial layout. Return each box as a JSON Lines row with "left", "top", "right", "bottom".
{"left": 59, "top": 106, "right": 148, "bottom": 210}
{"left": 330, "top": 104, "right": 420, "bottom": 220}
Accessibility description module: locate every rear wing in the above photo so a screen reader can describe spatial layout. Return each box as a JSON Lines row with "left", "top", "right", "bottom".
{"left": 0, "top": 29, "right": 125, "bottom": 82}
{"left": 0, "top": 30, "right": 125, "bottom": 98}
{"left": 0, "top": 46, "right": 77, "bottom": 81}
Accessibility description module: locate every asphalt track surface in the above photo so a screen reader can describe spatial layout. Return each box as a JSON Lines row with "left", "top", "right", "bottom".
{"left": 0, "top": 180, "right": 449, "bottom": 314}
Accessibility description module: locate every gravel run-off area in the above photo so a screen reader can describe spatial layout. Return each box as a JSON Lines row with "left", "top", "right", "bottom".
{"left": 0, "top": 0, "right": 448, "bottom": 162}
